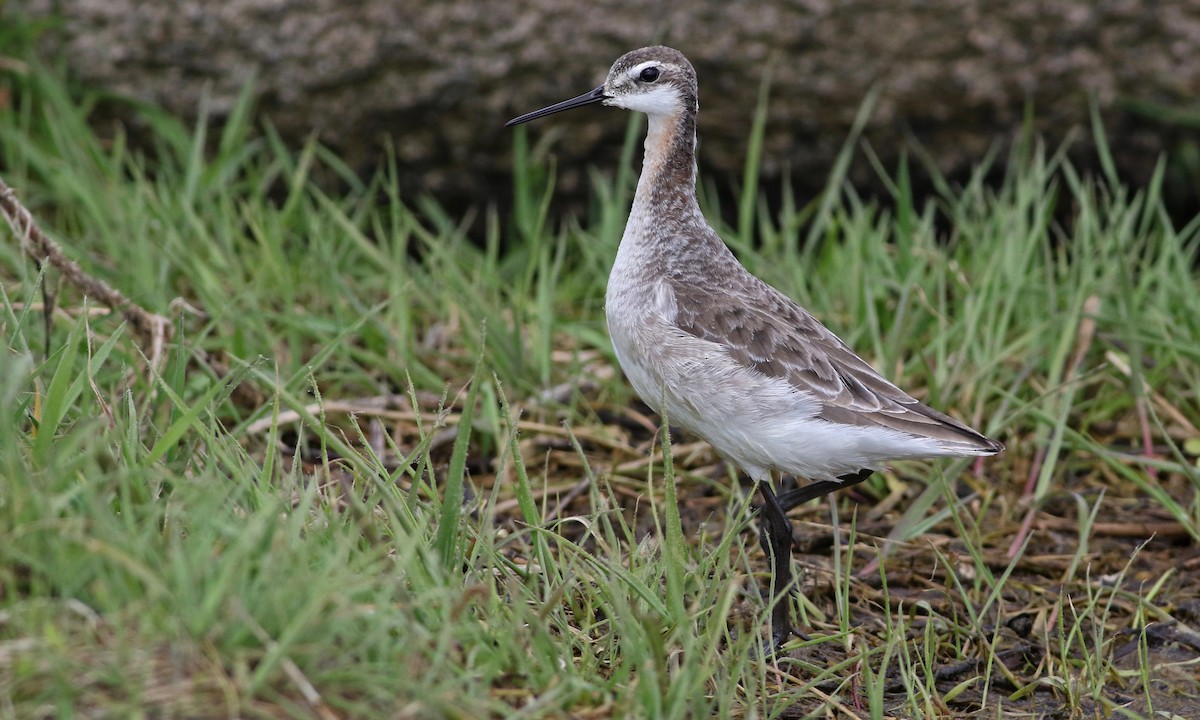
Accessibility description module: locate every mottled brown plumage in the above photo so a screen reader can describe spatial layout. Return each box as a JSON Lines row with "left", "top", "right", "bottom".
{"left": 669, "top": 275, "right": 1003, "bottom": 448}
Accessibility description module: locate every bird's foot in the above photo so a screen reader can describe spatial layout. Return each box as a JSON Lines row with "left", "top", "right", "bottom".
{"left": 756, "top": 623, "right": 795, "bottom": 657}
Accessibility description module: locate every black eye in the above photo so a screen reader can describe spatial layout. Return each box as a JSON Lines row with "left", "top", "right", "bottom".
{"left": 638, "top": 66, "right": 660, "bottom": 83}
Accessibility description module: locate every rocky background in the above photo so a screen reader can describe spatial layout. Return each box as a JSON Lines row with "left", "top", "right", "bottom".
{"left": 6, "top": 0, "right": 1200, "bottom": 215}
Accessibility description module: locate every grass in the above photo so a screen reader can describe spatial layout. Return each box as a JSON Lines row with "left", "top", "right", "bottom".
{"left": 3, "top": 37, "right": 1200, "bottom": 719}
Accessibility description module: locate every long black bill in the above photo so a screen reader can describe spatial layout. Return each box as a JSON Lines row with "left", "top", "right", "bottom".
{"left": 505, "top": 85, "right": 608, "bottom": 127}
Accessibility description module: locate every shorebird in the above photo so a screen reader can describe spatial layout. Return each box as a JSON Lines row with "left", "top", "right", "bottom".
{"left": 506, "top": 46, "right": 1003, "bottom": 650}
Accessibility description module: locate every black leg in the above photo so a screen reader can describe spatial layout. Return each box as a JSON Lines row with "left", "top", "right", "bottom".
{"left": 755, "top": 469, "right": 873, "bottom": 653}
{"left": 776, "top": 469, "right": 873, "bottom": 513}
{"left": 756, "top": 476, "right": 795, "bottom": 651}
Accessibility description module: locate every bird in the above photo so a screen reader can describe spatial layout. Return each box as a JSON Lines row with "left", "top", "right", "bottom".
{"left": 505, "top": 45, "right": 1003, "bottom": 651}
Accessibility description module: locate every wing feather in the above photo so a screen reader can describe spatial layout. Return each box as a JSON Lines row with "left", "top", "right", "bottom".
{"left": 667, "top": 277, "right": 1001, "bottom": 451}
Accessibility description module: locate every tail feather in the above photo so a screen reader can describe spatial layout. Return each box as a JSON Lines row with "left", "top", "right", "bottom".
{"left": 819, "top": 399, "right": 1004, "bottom": 456}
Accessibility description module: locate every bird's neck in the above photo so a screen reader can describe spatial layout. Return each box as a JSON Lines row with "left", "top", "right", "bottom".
{"left": 613, "top": 108, "right": 730, "bottom": 284}
{"left": 630, "top": 110, "right": 701, "bottom": 223}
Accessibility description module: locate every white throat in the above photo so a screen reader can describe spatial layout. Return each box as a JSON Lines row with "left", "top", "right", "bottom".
{"left": 609, "top": 84, "right": 683, "bottom": 117}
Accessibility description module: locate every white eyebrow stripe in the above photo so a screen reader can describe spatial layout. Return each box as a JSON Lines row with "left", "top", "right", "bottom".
{"left": 628, "top": 60, "right": 660, "bottom": 79}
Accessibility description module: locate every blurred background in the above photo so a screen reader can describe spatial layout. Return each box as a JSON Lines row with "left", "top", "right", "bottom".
{"left": 5, "top": 0, "right": 1199, "bottom": 221}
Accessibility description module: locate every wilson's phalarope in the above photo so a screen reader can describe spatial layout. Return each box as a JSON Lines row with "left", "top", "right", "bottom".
{"left": 506, "top": 45, "right": 1003, "bottom": 651}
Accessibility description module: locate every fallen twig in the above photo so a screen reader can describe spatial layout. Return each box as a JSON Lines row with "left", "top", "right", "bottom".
{"left": 0, "top": 175, "right": 173, "bottom": 370}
